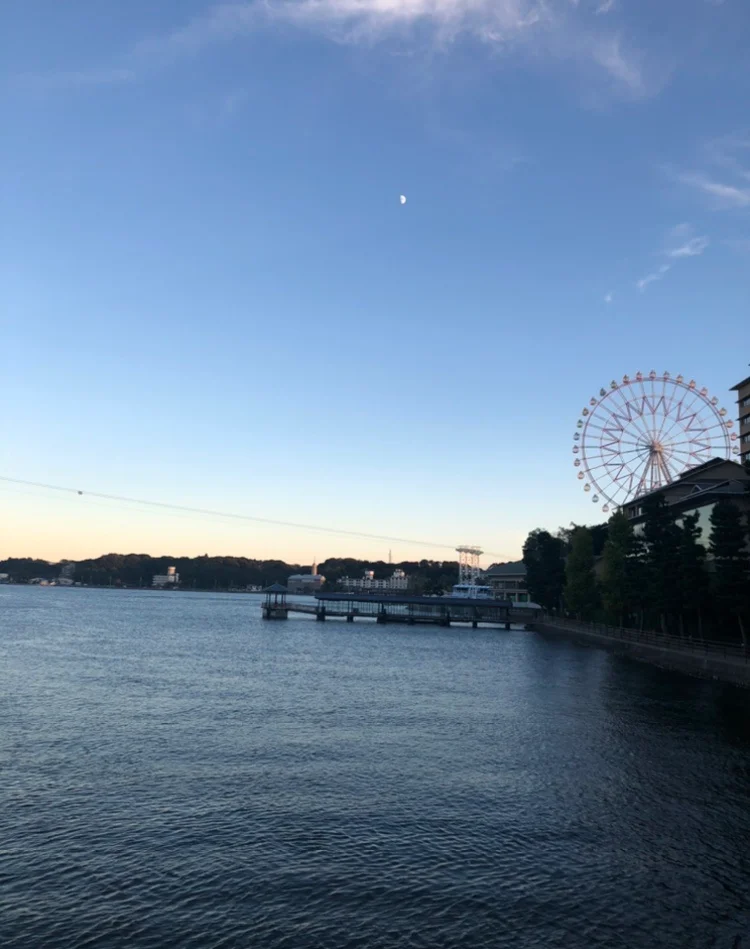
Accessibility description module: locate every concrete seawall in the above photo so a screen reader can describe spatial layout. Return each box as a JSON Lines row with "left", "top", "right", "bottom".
{"left": 536, "top": 620, "right": 750, "bottom": 688}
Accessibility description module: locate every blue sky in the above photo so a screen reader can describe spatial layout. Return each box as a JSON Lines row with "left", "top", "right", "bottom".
{"left": 1, "top": 0, "right": 749, "bottom": 565}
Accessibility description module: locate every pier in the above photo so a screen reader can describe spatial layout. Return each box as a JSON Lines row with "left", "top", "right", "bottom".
{"left": 281, "top": 593, "right": 541, "bottom": 629}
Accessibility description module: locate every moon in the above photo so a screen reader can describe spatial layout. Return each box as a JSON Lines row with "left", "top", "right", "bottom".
{"left": 399, "top": 195, "right": 406, "bottom": 205}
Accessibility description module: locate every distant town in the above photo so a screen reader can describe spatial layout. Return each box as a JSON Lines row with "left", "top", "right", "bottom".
{"left": 0, "top": 553, "right": 530, "bottom": 602}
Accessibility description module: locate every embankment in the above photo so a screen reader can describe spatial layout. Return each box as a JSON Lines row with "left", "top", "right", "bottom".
{"left": 535, "top": 618, "right": 750, "bottom": 688}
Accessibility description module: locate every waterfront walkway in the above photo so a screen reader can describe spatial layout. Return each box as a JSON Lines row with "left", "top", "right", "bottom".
{"left": 538, "top": 616, "right": 750, "bottom": 687}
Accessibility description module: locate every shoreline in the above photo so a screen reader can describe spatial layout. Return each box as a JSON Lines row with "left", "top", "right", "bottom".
{"left": 536, "top": 618, "right": 750, "bottom": 688}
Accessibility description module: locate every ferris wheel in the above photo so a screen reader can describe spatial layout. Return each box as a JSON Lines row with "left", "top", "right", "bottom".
{"left": 574, "top": 371, "right": 738, "bottom": 512}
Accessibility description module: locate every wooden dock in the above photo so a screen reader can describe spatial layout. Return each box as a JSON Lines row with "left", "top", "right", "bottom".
{"left": 283, "top": 593, "right": 540, "bottom": 629}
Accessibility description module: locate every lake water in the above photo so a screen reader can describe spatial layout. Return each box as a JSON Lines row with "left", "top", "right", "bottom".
{"left": 2, "top": 586, "right": 750, "bottom": 949}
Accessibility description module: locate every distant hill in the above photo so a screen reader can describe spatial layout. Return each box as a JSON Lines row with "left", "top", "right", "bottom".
{"left": 0, "top": 554, "right": 459, "bottom": 592}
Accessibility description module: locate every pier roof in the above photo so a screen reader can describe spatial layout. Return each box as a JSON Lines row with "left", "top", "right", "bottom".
{"left": 316, "top": 592, "right": 513, "bottom": 608}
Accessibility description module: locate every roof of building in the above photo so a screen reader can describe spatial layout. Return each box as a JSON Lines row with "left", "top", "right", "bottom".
{"left": 263, "top": 583, "right": 288, "bottom": 593}
{"left": 627, "top": 479, "right": 750, "bottom": 520}
{"left": 679, "top": 456, "right": 743, "bottom": 478}
{"left": 484, "top": 561, "right": 526, "bottom": 577}
{"left": 730, "top": 375, "right": 750, "bottom": 392}
{"left": 622, "top": 458, "right": 748, "bottom": 509}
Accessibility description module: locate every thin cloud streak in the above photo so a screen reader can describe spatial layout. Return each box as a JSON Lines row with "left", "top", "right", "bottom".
{"left": 23, "top": 0, "right": 651, "bottom": 97}
{"left": 636, "top": 223, "right": 709, "bottom": 292}
{"left": 667, "top": 235, "right": 709, "bottom": 258}
{"left": 636, "top": 263, "right": 670, "bottom": 292}
{"left": 679, "top": 172, "right": 750, "bottom": 208}
{"left": 676, "top": 134, "right": 750, "bottom": 209}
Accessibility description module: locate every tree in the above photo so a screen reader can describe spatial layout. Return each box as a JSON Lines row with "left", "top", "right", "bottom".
{"left": 564, "top": 527, "right": 599, "bottom": 620}
{"left": 627, "top": 531, "right": 650, "bottom": 632}
{"left": 522, "top": 529, "right": 565, "bottom": 611}
{"left": 678, "top": 512, "right": 709, "bottom": 639}
{"left": 641, "top": 493, "right": 682, "bottom": 635}
{"left": 709, "top": 500, "right": 750, "bottom": 648}
{"left": 558, "top": 522, "right": 609, "bottom": 557}
{"left": 600, "top": 511, "right": 633, "bottom": 626}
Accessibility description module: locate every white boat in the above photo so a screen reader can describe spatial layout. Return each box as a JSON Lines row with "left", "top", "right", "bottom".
{"left": 449, "top": 583, "right": 494, "bottom": 599}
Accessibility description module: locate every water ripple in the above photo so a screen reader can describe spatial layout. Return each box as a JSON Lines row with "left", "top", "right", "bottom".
{"left": 1, "top": 587, "right": 750, "bottom": 948}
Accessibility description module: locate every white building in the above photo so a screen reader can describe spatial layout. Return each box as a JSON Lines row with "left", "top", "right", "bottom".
{"left": 340, "top": 569, "right": 409, "bottom": 593}
{"left": 153, "top": 566, "right": 179, "bottom": 589}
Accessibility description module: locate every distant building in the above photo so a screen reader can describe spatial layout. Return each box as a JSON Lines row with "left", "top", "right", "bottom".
{"left": 732, "top": 372, "right": 750, "bottom": 467}
{"left": 153, "top": 566, "right": 179, "bottom": 588}
{"left": 58, "top": 562, "right": 76, "bottom": 586}
{"left": 340, "top": 569, "right": 409, "bottom": 593}
{"left": 483, "top": 562, "right": 530, "bottom": 603}
{"left": 288, "top": 561, "right": 325, "bottom": 595}
{"left": 0, "top": 573, "right": 9, "bottom": 583}
{"left": 622, "top": 457, "right": 750, "bottom": 549}
{"left": 288, "top": 574, "right": 325, "bottom": 594}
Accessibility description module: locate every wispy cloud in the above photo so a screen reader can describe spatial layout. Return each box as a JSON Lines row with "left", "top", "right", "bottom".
{"left": 636, "top": 223, "right": 709, "bottom": 291}
{"left": 666, "top": 234, "right": 709, "bottom": 258}
{"left": 604, "top": 291, "right": 613, "bottom": 303}
{"left": 636, "top": 263, "right": 670, "bottom": 292}
{"left": 678, "top": 172, "right": 750, "bottom": 208}
{"left": 22, "top": 0, "right": 652, "bottom": 98}
{"left": 676, "top": 134, "right": 750, "bottom": 209}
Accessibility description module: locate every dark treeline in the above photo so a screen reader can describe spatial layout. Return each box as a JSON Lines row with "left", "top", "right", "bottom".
{"left": 523, "top": 496, "right": 750, "bottom": 647}
{"left": 0, "top": 554, "right": 459, "bottom": 593}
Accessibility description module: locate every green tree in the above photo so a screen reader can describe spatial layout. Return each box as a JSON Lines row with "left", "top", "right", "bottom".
{"left": 678, "top": 512, "right": 709, "bottom": 639}
{"left": 709, "top": 500, "right": 750, "bottom": 648}
{"left": 627, "top": 532, "right": 650, "bottom": 632}
{"left": 564, "top": 527, "right": 599, "bottom": 620}
{"left": 522, "top": 529, "right": 565, "bottom": 611}
{"left": 641, "top": 493, "right": 682, "bottom": 635}
{"left": 600, "top": 511, "right": 633, "bottom": 626}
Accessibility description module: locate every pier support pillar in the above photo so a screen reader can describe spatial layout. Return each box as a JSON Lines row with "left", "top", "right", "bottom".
{"left": 346, "top": 614, "right": 354, "bottom": 623}
{"left": 376, "top": 614, "right": 388, "bottom": 624}
{"left": 262, "top": 607, "right": 288, "bottom": 620}
{"left": 316, "top": 608, "right": 326, "bottom": 621}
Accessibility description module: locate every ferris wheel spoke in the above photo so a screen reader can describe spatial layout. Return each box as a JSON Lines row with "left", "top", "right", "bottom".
{"left": 658, "top": 390, "right": 718, "bottom": 446}
{"left": 654, "top": 377, "right": 679, "bottom": 444}
{"left": 639, "top": 379, "right": 662, "bottom": 441}
{"left": 584, "top": 454, "right": 646, "bottom": 470}
{"left": 608, "top": 389, "right": 655, "bottom": 443}
{"left": 610, "top": 438, "right": 654, "bottom": 450}
{"left": 657, "top": 405, "right": 704, "bottom": 444}
{"left": 595, "top": 441, "right": 649, "bottom": 454}
{"left": 585, "top": 449, "right": 648, "bottom": 464}
{"left": 610, "top": 397, "right": 655, "bottom": 444}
